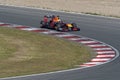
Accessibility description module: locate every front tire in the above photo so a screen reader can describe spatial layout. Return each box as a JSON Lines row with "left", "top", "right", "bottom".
{"left": 72, "top": 23, "right": 77, "bottom": 27}
{"left": 40, "top": 21, "right": 48, "bottom": 28}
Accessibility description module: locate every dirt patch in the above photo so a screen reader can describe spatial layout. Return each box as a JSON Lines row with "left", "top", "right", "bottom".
{"left": 0, "top": 0, "right": 120, "bottom": 17}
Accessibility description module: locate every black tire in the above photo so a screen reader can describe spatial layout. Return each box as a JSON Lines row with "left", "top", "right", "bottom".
{"left": 55, "top": 23, "right": 61, "bottom": 31}
{"left": 72, "top": 23, "right": 77, "bottom": 27}
{"left": 68, "top": 27, "right": 72, "bottom": 31}
{"left": 40, "top": 21, "right": 44, "bottom": 28}
{"left": 40, "top": 21, "right": 48, "bottom": 28}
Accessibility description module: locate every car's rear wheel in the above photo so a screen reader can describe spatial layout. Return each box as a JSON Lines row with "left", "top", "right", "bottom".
{"left": 55, "top": 24, "right": 61, "bottom": 31}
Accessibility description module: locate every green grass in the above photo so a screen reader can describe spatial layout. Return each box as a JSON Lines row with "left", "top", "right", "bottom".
{"left": 0, "top": 27, "right": 95, "bottom": 78}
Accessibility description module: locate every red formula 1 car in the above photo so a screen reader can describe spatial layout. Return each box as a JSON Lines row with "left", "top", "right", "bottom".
{"left": 40, "top": 15, "right": 80, "bottom": 32}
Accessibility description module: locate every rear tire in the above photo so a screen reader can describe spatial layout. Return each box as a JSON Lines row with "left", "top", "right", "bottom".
{"left": 40, "top": 21, "right": 48, "bottom": 28}
{"left": 55, "top": 24, "right": 61, "bottom": 31}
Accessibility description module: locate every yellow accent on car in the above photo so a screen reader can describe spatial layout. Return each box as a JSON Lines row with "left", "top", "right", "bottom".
{"left": 67, "top": 24, "right": 73, "bottom": 28}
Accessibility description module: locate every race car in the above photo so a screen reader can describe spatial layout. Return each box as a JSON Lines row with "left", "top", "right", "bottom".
{"left": 40, "top": 15, "right": 80, "bottom": 32}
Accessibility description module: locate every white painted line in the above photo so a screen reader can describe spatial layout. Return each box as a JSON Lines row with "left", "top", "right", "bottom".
{"left": 96, "top": 54, "right": 115, "bottom": 58}
{"left": 65, "top": 38, "right": 79, "bottom": 41}
{"left": 80, "top": 41, "right": 97, "bottom": 44}
{"left": 0, "top": 23, "right": 9, "bottom": 26}
{"left": 0, "top": 22, "right": 4, "bottom": 24}
{"left": 87, "top": 44, "right": 107, "bottom": 47}
{"left": 14, "top": 26, "right": 29, "bottom": 28}
{"left": 55, "top": 34, "right": 75, "bottom": 37}
{"left": 49, "top": 32, "right": 65, "bottom": 35}
{"left": 80, "top": 64, "right": 95, "bottom": 67}
{"left": 5, "top": 24, "right": 22, "bottom": 28}
{"left": 84, "top": 62, "right": 102, "bottom": 65}
{"left": 93, "top": 48, "right": 112, "bottom": 50}
{"left": 20, "top": 27, "right": 41, "bottom": 31}
{"left": 67, "top": 38, "right": 85, "bottom": 41}
{"left": 91, "top": 58, "right": 110, "bottom": 62}
{"left": 97, "top": 51, "right": 115, "bottom": 54}
{"left": 41, "top": 30, "right": 59, "bottom": 34}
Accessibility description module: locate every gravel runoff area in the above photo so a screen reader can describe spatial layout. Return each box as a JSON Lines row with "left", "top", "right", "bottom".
{"left": 0, "top": 0, "right": 120, "bottom": 17}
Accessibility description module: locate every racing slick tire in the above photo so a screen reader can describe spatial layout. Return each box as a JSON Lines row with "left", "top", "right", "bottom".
{"left": 72, "top": 23, "right": 80, "bottom": 31}
{"left": 55, "top": 24, "right": 61, "bottom": 31}
{"left": 40, "top": 21, "right": 45, "bottom": 28}
{"left": 40, "top": 21, "right": 49, "bottom": 28}
{"left": 68, "top": 27, "right": 72, "bottom": 31}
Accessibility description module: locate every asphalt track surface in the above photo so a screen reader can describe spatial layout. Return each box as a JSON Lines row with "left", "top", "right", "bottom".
{"left": 0, "top": 5, "right": 120, "bottom": 80}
